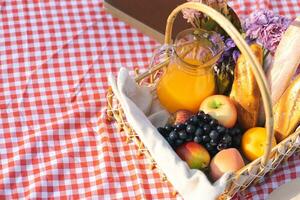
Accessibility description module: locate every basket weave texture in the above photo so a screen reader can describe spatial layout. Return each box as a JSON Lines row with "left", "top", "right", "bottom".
{"left": 106, "top": 2, "right": 300, "bottom": 199}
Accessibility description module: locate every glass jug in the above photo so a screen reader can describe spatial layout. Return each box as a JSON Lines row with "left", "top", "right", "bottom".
{"left": 155, "top": 28, "right": 224, "bottom": 113}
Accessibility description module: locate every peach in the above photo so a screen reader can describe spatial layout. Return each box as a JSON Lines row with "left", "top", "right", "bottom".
{"left": 210, "top": 148, "right": 245, "bottom": 181}
{"left": 176, "top": 142, "right": 210, "bottom": 170}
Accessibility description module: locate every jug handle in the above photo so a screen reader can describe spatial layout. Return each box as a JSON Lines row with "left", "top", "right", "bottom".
{"left": 135, "top": 45, "right": 172, "bottom": 83}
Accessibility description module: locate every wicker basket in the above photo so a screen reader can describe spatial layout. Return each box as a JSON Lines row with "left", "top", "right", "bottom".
{"left": 106, "top": 2, "right": 300, "bottom": 199}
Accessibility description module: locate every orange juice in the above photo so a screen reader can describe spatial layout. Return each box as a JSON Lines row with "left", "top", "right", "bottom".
{"left": 157, "top": 58, "right": 216, "bottom": 113}
{"left": 155, "top": 28, "right": 224, "bottom": 113}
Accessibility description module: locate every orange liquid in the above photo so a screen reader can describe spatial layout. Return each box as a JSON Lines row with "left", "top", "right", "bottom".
{"left": 157, "top": 58, "right": 216, "bottom": 113}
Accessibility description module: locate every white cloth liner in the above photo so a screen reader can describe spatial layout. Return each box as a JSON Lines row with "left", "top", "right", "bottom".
{"left": 108, "top": 67, "right": 230, "bottom": 200}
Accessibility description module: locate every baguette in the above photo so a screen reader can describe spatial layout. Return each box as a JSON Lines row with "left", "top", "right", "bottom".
{"left": 267, "top": 17, "right": 300, "bottom": 105}
{"left": 230, "top": 44, "right": 263, "bottom": 130}
{"left": 274, "top": 74, "right": 300, "bottom": 142}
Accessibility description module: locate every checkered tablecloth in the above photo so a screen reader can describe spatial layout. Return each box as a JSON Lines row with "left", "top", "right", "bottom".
{"left": 0, "top": 0, "right": 299, "bottom": 199}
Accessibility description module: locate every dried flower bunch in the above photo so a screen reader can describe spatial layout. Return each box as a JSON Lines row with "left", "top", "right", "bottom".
{"left": 244, "top": 9, "right": 291, "bottom": 54}
{"left": 182, "top": 0, "right": 229, "bottom": 27}
{"left": 182, "top": 0, "right": 241, "bottom": 35}
{"left": 181, "top": 0, "right": 292, "bottom": 94}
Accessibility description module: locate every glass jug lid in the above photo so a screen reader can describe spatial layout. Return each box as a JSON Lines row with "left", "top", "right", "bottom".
{"left": 174, "top": 28, "right": 225, "bottom": 68}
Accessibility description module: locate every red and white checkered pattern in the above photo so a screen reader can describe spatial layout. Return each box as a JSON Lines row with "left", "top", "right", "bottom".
{"left": 0, "top": 0, "right": 299, "bottom": 199}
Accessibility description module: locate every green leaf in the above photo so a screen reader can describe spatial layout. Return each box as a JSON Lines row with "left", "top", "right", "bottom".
{"left": 215, "top": 60, "right": 235, "bottom": 95}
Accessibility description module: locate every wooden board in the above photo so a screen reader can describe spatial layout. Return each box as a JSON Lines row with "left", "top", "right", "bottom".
{"left": 103, "top": 0, "right": 190, "bottom": 43}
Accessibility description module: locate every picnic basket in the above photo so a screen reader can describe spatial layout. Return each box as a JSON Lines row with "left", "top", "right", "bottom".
{"left": 106, "top": 2, "right": 300, "bottom": 199}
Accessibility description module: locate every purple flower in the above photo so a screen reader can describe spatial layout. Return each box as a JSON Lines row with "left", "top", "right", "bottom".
{"left": 217, "top": 37, "right": 240, "bottom": 64}
{"left": 216, "top": 37, "right": 254, "bottom": 66}
{"left": 232, "top": 50, "right": 240, "bottom": 63}
{"left": 243, "top": 9, "right": 291, "bottom": 53}
{"left": 225, "top": 38, "right": 236, "bottom": 49}
{"left": 296, "top": 67, "right": 300, "bottom": 76}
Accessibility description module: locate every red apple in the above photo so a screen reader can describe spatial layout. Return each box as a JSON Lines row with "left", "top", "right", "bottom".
{"left": 175, "top": 142, "right": 210, "bottom": 170}
{"left": 199, "top": 95, "right": 237, "bottom": 128}
{"left": 173, "top": 109, "right": 193, "bottom": 124}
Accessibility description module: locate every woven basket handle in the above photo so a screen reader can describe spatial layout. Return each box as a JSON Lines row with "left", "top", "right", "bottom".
{"left": 165, "top": 2, "right": 273, "bottom": 166}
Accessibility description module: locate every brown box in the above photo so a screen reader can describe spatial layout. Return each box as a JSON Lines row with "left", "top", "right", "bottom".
{"left": 104, "top": 0, "right": 190, "bottom": 43}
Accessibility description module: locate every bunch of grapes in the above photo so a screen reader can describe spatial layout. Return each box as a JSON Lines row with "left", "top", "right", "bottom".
{"left": 157, "top": 111, "right": 242, "bottom": 156}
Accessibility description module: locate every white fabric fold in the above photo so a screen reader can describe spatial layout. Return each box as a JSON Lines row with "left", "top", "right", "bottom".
{"left": 108, "top": 67, "right": 229, "bottom": 200}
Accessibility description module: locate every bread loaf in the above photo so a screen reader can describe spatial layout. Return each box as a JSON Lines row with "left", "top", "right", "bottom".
{"left": 267, "top": 17, "right": 300, "bottom": 105}
{"left": 274, "top": 75, "right": 300, "bottom": 142}
{"left": 230, "top": 44, "right": 263, "bottom": 130}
